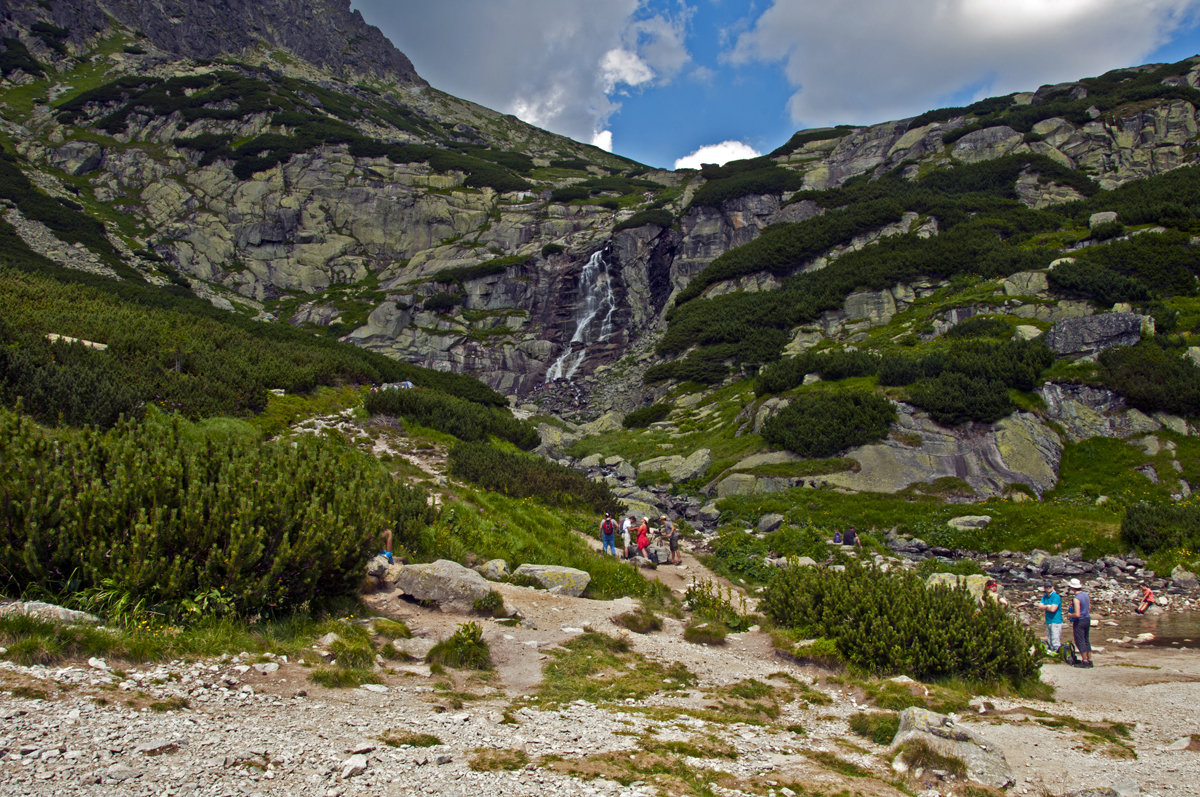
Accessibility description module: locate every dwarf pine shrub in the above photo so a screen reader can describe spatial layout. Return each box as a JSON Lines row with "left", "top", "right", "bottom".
{"left": 366, "top": 388, "right": 537, "bottom": 449}
{"left": 0, "top": 406, "right": 435, "bottom": 617}
{"left": 762, "top": 561, "right": 1038, "bottom": 684}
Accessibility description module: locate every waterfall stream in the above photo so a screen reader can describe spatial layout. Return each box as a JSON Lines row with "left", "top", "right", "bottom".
{"left": 545, "top": 248, "right": 616, "bottom": 381}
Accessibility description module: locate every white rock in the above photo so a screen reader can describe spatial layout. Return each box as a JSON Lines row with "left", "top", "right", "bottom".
{"left": 87, "top": 657, "right": 109, "bottom": 670}
{"left": 340, "top": 753, "right": 368, "bottom": 779}
{"left": 359, "top": 684, "right": 388, "bottom": 693}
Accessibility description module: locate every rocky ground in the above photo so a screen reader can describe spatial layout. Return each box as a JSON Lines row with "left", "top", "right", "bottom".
{"left": 2, "top": 547, "right": 1198, "bottom": 797}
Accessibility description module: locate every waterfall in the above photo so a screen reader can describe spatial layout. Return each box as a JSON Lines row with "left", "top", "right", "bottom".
{"left": 545, "top": 248, "right": 617, "bottom": 381}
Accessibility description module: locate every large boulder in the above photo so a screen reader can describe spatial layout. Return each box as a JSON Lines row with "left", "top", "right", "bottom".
{"left": 1045, "top": 313, "right": 1150, "bottom": 359}
{"left": 758, "top": 513, "right": 786, "bottom": 533}
{"left": 1170, "top": 565, "right": 1199, "bottom": 589}
{"left": 947, "top": 515, "right": 992, "bottom": 530}
{"left": 512, "top": 564, "right": 591, "bottom": 597}
{"left": 891, "top": 707, "right": 1015, "bottom": 790}
{"left": 386, "top": 559, "right": 494, "bottom": 612}
{"left": 637, "top": 448, "right": 711, "bottom": 483}
{"left": 477, "top": 559, "right": 510, "bottom": 581}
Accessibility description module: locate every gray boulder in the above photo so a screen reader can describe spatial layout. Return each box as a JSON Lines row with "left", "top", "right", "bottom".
{"left": 698, "top": 502, "right": 721, "bottom": 523}
{"left": 946, "top": 515, "right": 992, "bottom": 530}
{"left": 477, "top": 559, "right": 509, "bottom": 581}
{"left": 758, "top": 513, "right": 786, "bottom": 533}
{"left": 386, "top": 560, "right": 494, "bottom": 612}
{"left": 1170, "top": 565, "right": 1199, "bottom": 589}
{"left": 512, "top": 564, "right": 591, "bottom": 597}
{"left": 1045, "top": 313, "right": 1149, "bottom": 359}
{"left": 891, "top": 707, "right": 1015, "bottom": 790}
{"left": 0, "top": 600, "right": 100, "bottom": 625}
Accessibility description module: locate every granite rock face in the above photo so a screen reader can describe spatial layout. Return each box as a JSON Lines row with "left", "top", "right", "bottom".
{"left": 1045, "top": 313, "right": 1151, "bottom": 358}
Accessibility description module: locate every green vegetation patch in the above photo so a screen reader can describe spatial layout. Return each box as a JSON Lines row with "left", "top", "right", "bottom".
{"left": 366, "top": 388, "right": 536, "bottom": 449}
{"left": 848, "top": 711, "right": 901, "bottom": 745}
{"left": 426, "top": 622, "right": 492, "bottom": 670}
{"left": 525, "top": 631, "right": 695, "bottom": 708}
{"left": 763, "top": 561, "right": 1039, "bottom": 685}
{"left": 761, "top": 391, "right": 896, "bottom": 457}
{"left": 0, "top": 406, "right": 435, "bottom": 618}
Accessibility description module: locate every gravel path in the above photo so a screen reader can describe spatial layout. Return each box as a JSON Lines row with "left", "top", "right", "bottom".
{"left": 3, "top": 564, "right": 1199, "bottom": 796}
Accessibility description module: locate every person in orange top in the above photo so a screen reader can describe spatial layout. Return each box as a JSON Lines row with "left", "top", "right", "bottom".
{"left": 1136, "top": 582, "right": 1156, "bottom": 614}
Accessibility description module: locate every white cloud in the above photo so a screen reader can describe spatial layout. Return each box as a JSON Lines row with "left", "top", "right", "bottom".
{"left": 352, "top": 0, "right": 693, "bottom": 148}
{"left": 727, "top": 0, "right": 1200, "bottom": 127}
{"left": 674, "top": 140, "right": 762, "bottom": 170}
{"left": 592, "top": 130, "right": 614, "bottom": 152}
{"left": 602, "top": 49, "right": 655, "bottom": 92}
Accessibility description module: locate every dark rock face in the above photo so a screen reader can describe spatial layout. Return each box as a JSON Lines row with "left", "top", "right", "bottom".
{"left": 11, "top": 0, "right": 424, "bottom": 85}
{"left": 1045, "top": 312, "right": 1147, "bottom": 358}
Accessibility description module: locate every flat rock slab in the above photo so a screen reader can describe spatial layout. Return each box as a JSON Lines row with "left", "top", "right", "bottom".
{"left": 892, "top": 707, "right": 1014, "bottom": 790}
{"left": 512, "top": 564, "right": 591, "bottom": 597}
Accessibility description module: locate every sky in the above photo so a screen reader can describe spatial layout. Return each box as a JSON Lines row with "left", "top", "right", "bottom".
{"left": 350, "top": 1, "right": 1200, "bottom": 170}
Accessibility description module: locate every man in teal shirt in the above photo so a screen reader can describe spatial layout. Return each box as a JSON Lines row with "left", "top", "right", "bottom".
{"left": 1040, "top": 582, "right": 1063, "bottom": 652}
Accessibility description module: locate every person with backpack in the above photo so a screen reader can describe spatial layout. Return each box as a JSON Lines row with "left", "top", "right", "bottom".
{"left": 1067, "top": 578, "right": 1093, "bottom": 668}
{"left": 599, "top": 512, "right": 617, "bottom": 557}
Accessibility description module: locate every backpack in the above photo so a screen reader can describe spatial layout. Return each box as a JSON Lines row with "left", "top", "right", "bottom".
{"left": 601, "top": 518, "right": 615, "bottom": 535}
{"left": 1060, "top": 642, "right": 1077, "bottom": 665}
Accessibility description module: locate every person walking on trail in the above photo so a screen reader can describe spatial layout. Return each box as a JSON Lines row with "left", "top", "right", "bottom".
{"left": 621, "top": 514, "right": 635, "bottom": 559}
{"left": 1067, "top": 578, "right": 1093, "bottom": 668}
{"left": 599, "top": 512, "right": 618, "bottom": 557}
{"left": 380, "top": 528, "right": 394, "bottom": 565}
{"left": 1040, "top": 582, "right": 1063, "bottom": 652}
{"left": 1136, "top": 582, "right": 1156, "bottom": 614}
{"left": 660, "top": 515, "right": 681, "bottom": 565}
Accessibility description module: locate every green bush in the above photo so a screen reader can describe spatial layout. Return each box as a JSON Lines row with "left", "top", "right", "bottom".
{"left": 848, "top": 712, "right": 901, "bottom": 745}
{"left": 762, "top": 561, "right": 1039, "bottom": 684}
{"left": 426, "top": 622, "right": 491, "bottom": 669}
{"left": 431, "top": 255, "right": 531, "bottom": 284}
{"left": 613, "top": 208, "right": 674, "bottom": 232}
{"left": 762, "top": 392, "right": 895, "bottom": 457}
{"left": 683, "top": 621, "right": 729, "bottom": 645}
{"left": 366, "top": 388, "right": 537, "bottom": 449}
{"left": 905, "top": 373, "right": 1013, "bottom": 426}
{"left": 0, "top": 406, "right": 435, "bottom": 616}
{"left": 622, "top": 403, "right": 671, "bottom": 428}
{"left": 0, "top": 37, "right": 43, "bottom": 77}
{"left": 447, "top": 441, "right": 619, "bottom": 514}
{"left": 755, "top": 349, "right": 881, "bottom": 395}
{"left": 472, "top": 590, "right": 507, "bottom": 618}
{"left": 1048, "top": 260, "right": 1150, "bottom": 306}
{"left": 1121, "top": 503, "right": 1200, "bottom": 554}
{"left": 1098, "top": 340, "right": 1200, "bottom": 416}
{"left": 422, "top": 291, "right": 461, "bottom": 313}
{"left": 541, "top": 243, "right": 566, "bottom": 257}
{"left": 1090, "top": 220, "right": 1125, "bottom": 240}
{"left": 943, "top": 317, "right": 1013, "bottom": 340}
{"left": 613, "top": 606, "right": 663, "bottom": 634}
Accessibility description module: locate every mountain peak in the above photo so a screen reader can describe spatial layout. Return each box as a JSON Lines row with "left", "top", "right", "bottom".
{"left": 3, "top": 0, "right": 425, "bottom": 85}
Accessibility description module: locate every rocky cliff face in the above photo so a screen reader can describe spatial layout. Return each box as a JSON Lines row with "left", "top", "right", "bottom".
{"left": 4, "top": 4, "right": 1200, "bottom": 405}
{"left": 1, "top": 0, "right": 424, "bottom": 85}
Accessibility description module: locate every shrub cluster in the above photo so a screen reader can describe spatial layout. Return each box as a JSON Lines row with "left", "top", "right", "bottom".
{"left": 613, "top": 208, "right": 674, "bottom": 233}
{"left": 1097, "top": 340, "right": 1200, "bottom": 417}
{"left": 767, "top": 126, "right": 855, "bottom": 158}
{"left": 762, "top": 392, "right": 895, "bottom": 458}
{"left": 622, "top": 403, "right": 671, "bottom": 428}
{"left": 762, "top": 561, "right": 1039, "bottom": 683}
{"left": 431, "top": 254, "right": 532, "bottom": 285}
{"left": 0, "top": 265, "right": 504, "bottom": 425}
{"left": 366, "top": 388, "right": 536, "bottom": 449}
{"left": 755, "top": 349, "right": 881, "bottom": 395}
{"left": 879, "top": 339, "right": 1052, "bottom": 425}
{"left": 1121, "top": 503, "right": 1200, "bottom": 554}
{"left": 447, "top": 441, "right": 620, "bottom": 514}
{"left": 0, "top": 407, "right": 435, "bottom": 616}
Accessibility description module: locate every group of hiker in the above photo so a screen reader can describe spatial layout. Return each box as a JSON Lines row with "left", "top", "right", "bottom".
{"left": 598, "top": 512, "right": 682, "bottom": 565}
{"left": 1038, "top": 579, "right": 1095, "bottom": 667}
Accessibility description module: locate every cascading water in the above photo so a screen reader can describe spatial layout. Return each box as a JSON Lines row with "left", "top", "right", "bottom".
{"left": 545, "top": 247, "right": 617, "bottom": 381}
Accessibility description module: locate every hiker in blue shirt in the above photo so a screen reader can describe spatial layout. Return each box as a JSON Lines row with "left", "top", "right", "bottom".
{"left": 1040, "top": 582, "right": 1063, "bottom": 652}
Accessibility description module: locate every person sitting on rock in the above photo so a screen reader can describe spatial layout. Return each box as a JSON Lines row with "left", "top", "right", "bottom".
{"left": 380, "top": 528, "right": 394, "bottom": 565}
{"left": 842, "top": 525, "right": 860, "bottom": 548}
{"left": 1136, "top": 582, "right": 1156, "bottom": 615}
